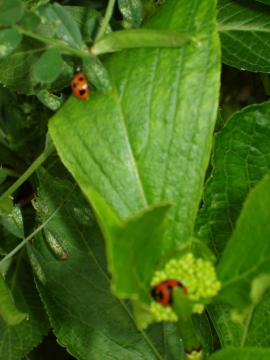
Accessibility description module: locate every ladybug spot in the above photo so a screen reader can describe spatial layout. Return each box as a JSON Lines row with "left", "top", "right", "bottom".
{"left": 79, "top": 89, "right": 86, "bottom": 96}
{"left": 78, "top": 77, "right": 84, "bottom": 81}
{"left": 72, "top": 83, "right": 77, "bottom": 88}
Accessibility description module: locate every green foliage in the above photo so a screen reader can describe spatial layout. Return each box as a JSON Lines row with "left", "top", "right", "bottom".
{"left": 217, "top": 0, "right": 270, "bottom": 71}
{"left": 1, "top": 0, "right": 270, "bottom": 358}
{"left": 209, "top": 348, "right": 270, "bottom": 360}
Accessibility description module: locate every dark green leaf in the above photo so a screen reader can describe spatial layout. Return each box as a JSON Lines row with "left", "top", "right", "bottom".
{"left": 32, "top": 48, "right": 63, "bottom": 83}
{"left": 0, "top": 29, "right": 22, "bottom": 59}
{"left": 118, "top": 0, "right": 143, "bottom": 27}
{"left": 0, "top": 256, "right": 49, "bottom": 359}
{"left": 18, "top": 10, "right": 41, "bottom": 30}
{"left": 196, "top": 101, "right": 270, "bottom": 255}
{"left": 0, "top": 0, "right": 24, "bottom": 26}
{"left": 46, "top": 3, "right": 83, "bottom": 49}
{"left": 65, "top": 5, "right": 103, "bottom": 40}
{"left": 218, "top": 176, "right": 270, "bottom": 309}
{"left": 209, "top": 348, "right": 270, "bottom": 360}
{"left": 256, "top": 0, "right": 270, "bottom": 5}
{"left": 0, "top": 39, "right": 46, "bottom": 94}
{"left": 32, "top": 169, "right": 170, "bottom": 360}
{"left": 49, "top": 0, "right": 220, "bottom": 257}
{"left": 218, "top": 0, "right": 270, "bottom": 71}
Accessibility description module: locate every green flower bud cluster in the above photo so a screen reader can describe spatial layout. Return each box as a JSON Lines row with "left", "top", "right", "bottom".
{"left": 186, "top": 350, "right": 203, "bottom": 360}
{"left": 150, "top": 253, "right": 221, "bottom": 321}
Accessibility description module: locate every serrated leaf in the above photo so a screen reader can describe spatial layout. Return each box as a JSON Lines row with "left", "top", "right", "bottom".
{"left": 217, "top": 176, "right": 270, "bottom": 309}
{"left": 32, "top": 169, "right": 177, "bottom": 360}
{"left": 196, "top": 101, "right": 270, "bottom": 255}
{"left": 0, "top": 29, "right": 22, "bottom": 59}
{"left": 0, "top": 0, "right": 24, "bottom": 26}
{"left": 46, "top": 3, "right": 83, "bottom": 49}
{"left": 118, "top": 0, "right": 143, "bottom": 27}
{"left": 49, "top": 0, "right": 220, "bottom": 258}
{"left": 0, "top": 256, "right": 49, "bottom": 359}
{"left": 218, "top": 0, "right": 270, "bottom": 71}
{"left": 32, "top": 48, "right": 63, "bottom": 83}
{"left": 209, "top": 348, "right": 270, "bottom": 360}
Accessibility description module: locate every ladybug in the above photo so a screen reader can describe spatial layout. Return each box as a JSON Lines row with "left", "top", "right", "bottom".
{"left": 71, "top": 68, "right": 89, "bottom": 100}
{"left": 151, "top": 279, "right": 188, "bottom": 306}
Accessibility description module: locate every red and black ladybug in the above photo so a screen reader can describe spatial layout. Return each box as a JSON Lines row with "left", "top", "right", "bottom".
{"left": 151, "top": 279, "right": 188, "bottom": 306}
{"left": 71, "top": 67, "right": 89, "bottom": 100}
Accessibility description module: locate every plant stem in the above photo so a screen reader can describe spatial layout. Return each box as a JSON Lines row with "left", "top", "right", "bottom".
{"left": 14, "top": 25, "right": 91, "bottom": 59}
{"left": 0, "top": 143, "right": 54, "bottom": 205}
{"left": 95, "top": 0, "right": 116, "bottom": 41}
{"left": 92, "top": 29, "right": 192, "bottom": 55}
{"left": 0, "top": 200, "right": 63, "bottom": 267}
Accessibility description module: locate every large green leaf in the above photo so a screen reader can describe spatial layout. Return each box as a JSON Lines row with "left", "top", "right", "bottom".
{"left": 49, "top": 0, "right": 220, "bottom": 255}
{"left": 33, "top": 169, "right": 181, "bottom": 360}
{"left": 209, "top": 348, "right": 270, "bottom": 360}
{"left": 217, "top": 176, "right": 270, "bottom": 308}
{"left": 197, "top": 102, "right": 270, "bottom": 348}
{"left": 196, "top": 101, "right": 270, "bottom": 255}
{"left": 218, "top": 0, "right": 270, "bottom": 71}
{"left": 0, "top": 255, "right": 49, "bottom": 360}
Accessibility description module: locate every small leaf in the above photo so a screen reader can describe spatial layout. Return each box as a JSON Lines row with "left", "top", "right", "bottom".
{"left": 82, "top": 56, "right": 112, "bottom": 92}
{"left": 18, "top": 10, "right": 41, "bottom": 30}
{"left": 118, "top": 0, "right": 143, "bottom": 27}
{"left": 90, "top": 189, "right": 169, "bottom": 301}
{"left": 46, "top": 3, "right": 83, "bottom": 49}
{"left": 250, "top": 274, "right": 270, "bottom": 306}
{"left": 36, "top": 90, "right": 64, "bottom": 111}
{"left": 217, "top": 176, "right": 270, "bottom": 309}
{"left": 0, "top": 273, "right": 27, "bottom": 326}
{"left": 0, "top": 206, "right": 24, "bottom": 239}
{"left": 32, "top": 48, "right": 63, "bottom": 83}
{"left": 0, "top": 257, "right": 49, "bottom": 359}
{"left": 0, "top": 29, "right": 22, "bottom": 59}
{"left": 0, "top": 0, "right": 24, "bottom": 26}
